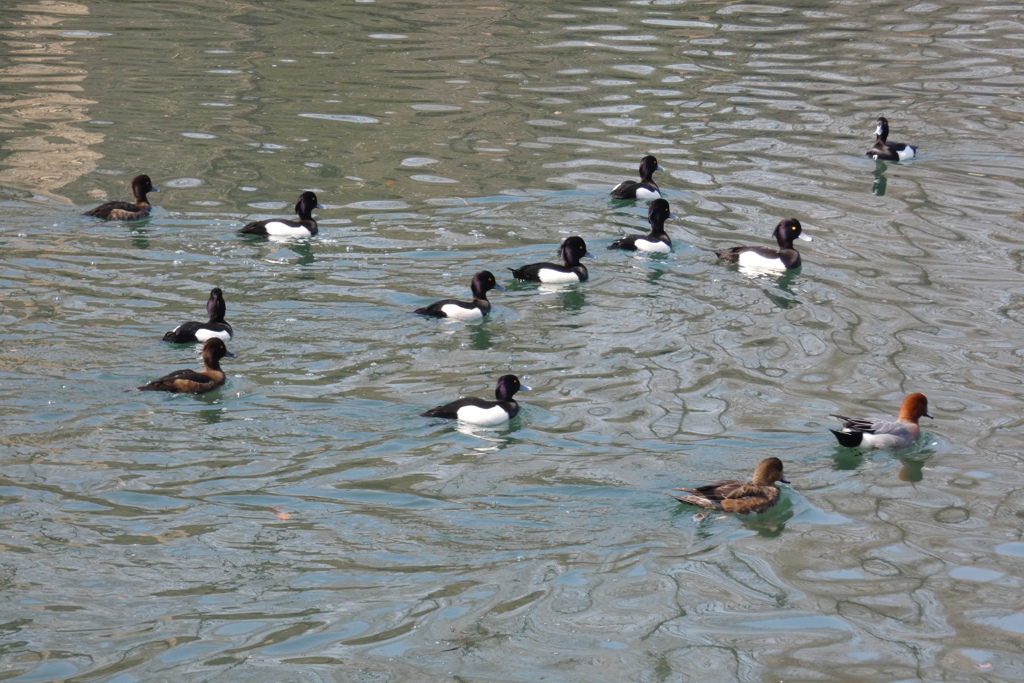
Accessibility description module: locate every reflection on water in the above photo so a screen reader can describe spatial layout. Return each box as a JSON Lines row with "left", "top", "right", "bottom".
{"left": 872, "top": 160, "right": 889, "bottom": 196}
{"left": 3, "top": 0, "right": 1024, "bottom": 681}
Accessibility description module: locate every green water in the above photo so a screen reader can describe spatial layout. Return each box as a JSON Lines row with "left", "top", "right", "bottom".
{"left": 2, "top": 0, "right": 1024, "bottom": 680}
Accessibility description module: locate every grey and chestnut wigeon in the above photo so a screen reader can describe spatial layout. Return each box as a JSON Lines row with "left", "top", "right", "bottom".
{"left": 714, "top": 218, "right": 811, "bottom": 271}
{"left": 608, "top": 199, "right": 676, "bottom": 253}
{"left": 867, "top": 116, "right": 917, "bottom": 162}
{"left": 830, "top": 392, "right": 932, "bottom": 450}
{"left": 139, "top": 338, "right": 236, "bottom": 394}
{"left": 415, "top": 270, "right": 505, "bottom": 320}
{"left": 421, "top": 374, "right": 531, "bottom": 426}
{"left": 672, "top": 457, "right": 790, "bottom": 515}
{"left": 162, "top": 287, "right": 233, "bottom": 344}
{"left": 237, "top": 191, "right": 324, "bottom": 237}
{"left": 610, "top": 155, "right": 664, "bottom": 200}
{"left": 509, "top": 236, "right": 594, "bottom": 283}
{"left": 83, "top": 174, "right": 159, "bottom": 221}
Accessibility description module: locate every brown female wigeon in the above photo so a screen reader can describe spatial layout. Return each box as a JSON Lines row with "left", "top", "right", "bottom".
{"left": 672, "top": 457, "right": 790, "bottom": 514}
{"left": 84, "top": 174, "right": 159, "bottom": 221}
{"left": 139, "top": 338, "right": 236, "bottom": 394}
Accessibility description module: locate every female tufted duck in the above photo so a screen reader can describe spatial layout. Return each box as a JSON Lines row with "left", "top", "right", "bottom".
{"left": 139, "top": 338, "right": 236, "bottom": 394}
{"left": 672, "top": 457, "right": 790, "bottom": 514}
{"left": 609, "top": 198, "right": 676, "bottom": 253}
{"left": 867, "top": 116, "right": 917, "bottom": 162}
{"left": 421, "top": 374, "right": 531, "bottom": 426}
{"left": 84, "top": 175, "right": 159, "bottom": 221}
{"left": 415, "top": 270, "right": 505, "bottom": 320}
{"left": 509, "top": 236, "right": 594, "bottom": 283}
{"left": 610, "top": 155, "right": 664, "bottom": 200}
{"left": 162, "top": 287, "right": 233, "bottom": 343}
{"left": 714, "top": 218, "right": 811, "bottom": 271}
{"left": 830, "top": 392, "right": 932, "bottom": 450}
{"left": 237, "top": 191, "right": 324, "bottom": 237}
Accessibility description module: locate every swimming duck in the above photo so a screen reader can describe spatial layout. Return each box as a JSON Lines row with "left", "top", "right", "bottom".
{"left": 830, "top": 392, "right": 932, "bottom": 450}
{"left": 610, "top": 155, "right": 664, "bottom": 200}
{"left": 421, "top": 374, "right": 531, "bottom": 426}
{"left": 714, "top": 218, "right": 811, "bottom": 271}
{"left": 237, "top": 191, "right": 324, "bottom": 237}
{"left": 162, "top": 287, "right": 233, "bottom": 343}
{"left": 138, "top": 338, "right": 236, "bottom": 394}
{"left": 867, "top": 116, "right": 917, "bottom": 162}
{"left": 83, "top": 174, "right": 159, "bottom": 221}
{"left": 609, "top": 199, "right": 676, "bottom": 253}
{"left": 509, "top": 236, "right": 594, "bottom": 283}
{"left": 672, "top": 457, "right": 790, "bottom": 514}
{"left": 415, "top": 270, "right": 505, "bottom": 320}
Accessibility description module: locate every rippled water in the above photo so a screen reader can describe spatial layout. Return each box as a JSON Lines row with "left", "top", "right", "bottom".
{"left": 3, "top": 0, "right": 1024, "bottom": 680}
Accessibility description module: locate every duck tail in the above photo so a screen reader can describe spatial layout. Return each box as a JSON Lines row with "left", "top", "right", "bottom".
{"left": 830, "top": 429, "right": 863, "bottom": 448}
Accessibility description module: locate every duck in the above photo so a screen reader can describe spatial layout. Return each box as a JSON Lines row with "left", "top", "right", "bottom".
{"left": 867, "top": 116, "right": 917, "bottom": 162}
{"left": 608, "top": 198, "right": 676, "bottom": 253}
{"left": 421, "top": 374, "right": 531, "bottom": 426}
{"left": 237, "top": 191, "right": 323, "bottom": 237}
{"left": 138, "top": 338, "right": 236, "bottom": 394}
{"left": 509, "top": 236, "right": 594, "bottom": 284}
{"left": 714, "top": 218, "right": 811, "bottom": 271}
{"left": 672, "top": 457, "right": 790, "bottom": 515}
{"left": 830, "top": 392, "right": 932, "bottom": 450}
{"left": 414, "top": 270, "right": 505, "bottom": 320}
{"left": 610, "top": 155, "right": 664, "bottom": 200}
{"left": 162, "top": 287, "right": 233, "bottom": 343}
{"left": 83, "top": 174, "right": 159, "bottom": 221}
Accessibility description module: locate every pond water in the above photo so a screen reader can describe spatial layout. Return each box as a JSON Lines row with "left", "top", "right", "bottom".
{"left": 2, "top": 0, "right": 1024, "bottom": 680}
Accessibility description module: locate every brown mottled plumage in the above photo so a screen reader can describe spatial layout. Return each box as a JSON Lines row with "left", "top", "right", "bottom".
{"left": 84, "top": 175, "right": 159, "bottom": 221}
{"left": 139, "top": 338, "right": 235, "bottom": 394}
{"left": 672, "top": 457, "right": 790, "bottom": 515}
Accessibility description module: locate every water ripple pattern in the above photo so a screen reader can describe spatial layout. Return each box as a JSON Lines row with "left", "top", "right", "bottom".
{"left": 1, "top": 0, "right": 1024, "bottom": 681}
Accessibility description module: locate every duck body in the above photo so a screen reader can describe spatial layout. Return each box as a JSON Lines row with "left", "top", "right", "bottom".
{"left": 83, "top": 175, "right": 159, "bottom": 221}
{"left": 714, "top": 218, "right": 811, "bottom": 271}
{"left": 162, "top": 287, "right": 233, "bottom": 343}
{"left": 509, "top": 236, "right": 594, "bottom": 284}
{"left": 672, "top": 457, "right": 790, "bottom": 515}
{"left": 867, "top": 116, "right": 917, "bottom": 162}
{"left": 139, "top": 338, "right": 236, "bottom": 394}
{"left": 238, "top": 191, "right": 323, "bottom": 237}
{"left": 609, "top": 199, "right": 675, "bottom": 253}
{"left": 610, "top": 155, "right": 664, "bottom": 200}
{"left": 830, "top": 392, "right": 932, "bottom": 450}
{"left": 415, "top": 270, "right": 505, "bottom": 320}
{"left": 422, "top": 375, "right": 531, "bottom": 426}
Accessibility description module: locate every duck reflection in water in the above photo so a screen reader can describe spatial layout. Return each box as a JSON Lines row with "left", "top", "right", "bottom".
{"left": 872, "top": 160, "right": 888, "bottom": 196}
{"left": 761, "top": 269, "right": 802, "bottom": 309}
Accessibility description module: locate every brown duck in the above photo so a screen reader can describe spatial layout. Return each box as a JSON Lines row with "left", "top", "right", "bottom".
{"left": 672, "top": 457, "right": 790, "bottom": 514}
{"left": 139, "top": 338, "right": 236, "bottom": 394}
{"left": 84, "top": 174, "right": 159, "bottom": 221}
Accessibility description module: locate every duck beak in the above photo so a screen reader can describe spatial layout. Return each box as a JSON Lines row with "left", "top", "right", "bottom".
{"left": 779, "top": 477, "right": 791, "bottom": 485}
{"left": 656, "top": 165, "right": 666, "bottom": 172}
{"left": 668, "top": 213, "right": 678, "bottom": 219}
{"left": 151, "top": 187, "right": 161, "bottom": 193}
{"left": 584, "top": 251, "right": 596, "bottom": 259}
{"left": 797, "top": 233, "right": 812, "bottom": 242}
{"left": 874, "top": 124, "right": 883, "bottom": 136}
{"left": 924, "top": 411, "right": 934, "bottom": 419}
{"left": 493, "top": 283, "right": 507, "bottom": 291}
{"left": 225, "top": 351, "right": 238, "bottom": 358}
{"left": 519, "top": 383, "right": 533, "bottom": 391}
{"left": 316, "top": 203, "right": 326, "bottom": 209}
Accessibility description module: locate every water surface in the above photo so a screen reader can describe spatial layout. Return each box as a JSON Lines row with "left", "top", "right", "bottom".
{"left": 2, "top": 0, "right": 1024, "bottom": 680}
